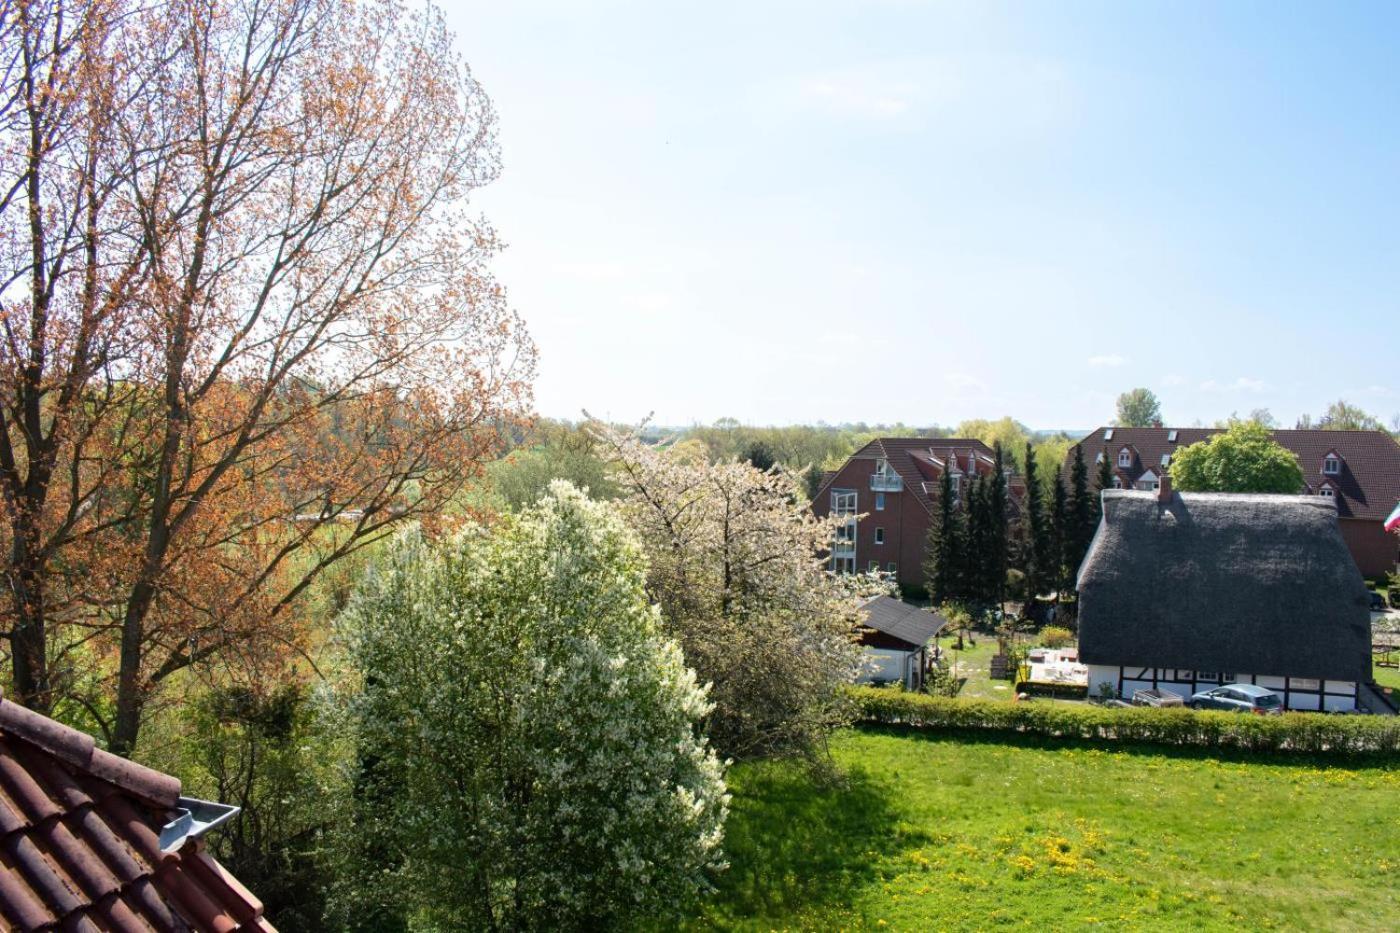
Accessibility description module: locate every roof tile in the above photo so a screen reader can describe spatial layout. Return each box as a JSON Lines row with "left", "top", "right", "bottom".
{"left": 0, "top": 698, "right": 276, "bottom": 932}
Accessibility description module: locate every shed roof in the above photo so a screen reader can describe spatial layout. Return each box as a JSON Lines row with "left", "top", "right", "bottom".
{"left": 858, "top": 596, "right": 948, "bottom": 650}
{"left": 1077, "top": 490, "right": 1372, "bottom": 683}
{"left": 0, "top": 697, "right": 274, "bottom": 931}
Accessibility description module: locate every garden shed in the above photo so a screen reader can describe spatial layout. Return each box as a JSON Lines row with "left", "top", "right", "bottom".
{"left": 856, "top": 596, "right": 947, "bottom": 691}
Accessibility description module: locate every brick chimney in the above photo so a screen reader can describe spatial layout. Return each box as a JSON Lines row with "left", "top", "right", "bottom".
{"left": 1157, "top": 473, "right": 1172, "bottom": 503}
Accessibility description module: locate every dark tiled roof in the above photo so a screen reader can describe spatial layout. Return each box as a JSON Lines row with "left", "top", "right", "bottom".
{"left": 858, "top": 596, "right": 948, "bottom": 650}
{"left": 1078, "top": 491, "right": 1372, "bottom": 682}
{"left": 815, "top": 437, "right": 1002, "bottom": 514}
{"left": 1067, "top": 427, "right": 1400, "bottom": 521}
{"left": 0, "top": 698, "right": 275, "bottom": 932}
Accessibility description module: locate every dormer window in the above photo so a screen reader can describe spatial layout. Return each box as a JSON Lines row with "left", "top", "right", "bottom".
{"left": 1319, "top": 483, "right": 1335, "bottom": 499}
{"left": 1323, "top": 454, "right": 1340, "bottom": 475}
{"left": 1117, "top": 447, "right": 1133, "bottom": 468}
{"left": 1111, "top": 476, "right": 1123, "bottom": 489}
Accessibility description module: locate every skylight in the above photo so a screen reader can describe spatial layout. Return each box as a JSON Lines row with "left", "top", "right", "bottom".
{"left": 1104, "top": 428, "right": 1114, "bottom": 440}
{"left": 1167, "top": 430, "right": 1178, "bottom": 442}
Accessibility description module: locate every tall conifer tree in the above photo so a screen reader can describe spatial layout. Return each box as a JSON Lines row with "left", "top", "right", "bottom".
{"left": 923, "top": 468, "right": 958, "bottom": 603}
{"left": 1021, "top": 441, "right": 1048, "bottom": 599}
{"left": 986, "top": 442, "right": 1010, "bottom": 607}
{"left": 1050, "top": 473, "right": 1069, "bottom": 594}
{"left": 1066, "top": 444, "right": 1093, "bottom": 587}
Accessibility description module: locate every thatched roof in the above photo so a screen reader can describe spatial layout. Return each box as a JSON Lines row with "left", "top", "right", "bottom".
{"left": 857, "top": 596, "right": 947, "bottom": 651}
{"left": 1077, "top": 490, "right": 1372, "bottom": 683}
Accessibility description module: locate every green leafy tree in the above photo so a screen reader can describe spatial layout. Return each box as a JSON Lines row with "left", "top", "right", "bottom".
{"left": 171, "top": 682, "right": 348, "bottom": 932}
{"left": 955, "top": 417, "right": 1032, "bottom": 472}
{"left": 1169, "top": 421, "right": 1305, "bottom": 493}
{"left": 336, "top": 483, "right": 727, "bottom": 930}
{"left": 1115, "top": 388, "right": 1163, "bottom": 427}
{"left": 1298, "top": 399, "right": 1385, "bottom": 432}
{"left": 742, "top": 439, "right": 777, "bottom": 471}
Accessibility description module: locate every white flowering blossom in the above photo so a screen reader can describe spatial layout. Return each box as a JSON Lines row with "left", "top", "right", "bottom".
{"left": 336, "top": 482, "right": 728, "bottom": 930}
{"left": 592, "top": 422, "right": 865, "bottom": 760}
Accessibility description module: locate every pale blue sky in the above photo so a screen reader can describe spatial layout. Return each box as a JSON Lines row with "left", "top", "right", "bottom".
{"left": 447, "top": 1, "right": 1399, "bottom": 430}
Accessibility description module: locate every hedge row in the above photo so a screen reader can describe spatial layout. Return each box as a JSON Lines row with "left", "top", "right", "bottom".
{"left": 848, "top": 686, "right": 1400, "bottom": 758}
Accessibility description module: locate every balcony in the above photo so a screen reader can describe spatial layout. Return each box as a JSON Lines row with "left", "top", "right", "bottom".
{"left": 870, "top": 473, "right": 903, "bottom": 492}
{"left": 832, "top": 539, "right": 856, "bottom": 556}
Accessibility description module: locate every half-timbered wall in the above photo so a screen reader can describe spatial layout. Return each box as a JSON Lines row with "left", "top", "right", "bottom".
{"left": 1086, "top": 664, "right": 1358, "bottom": 711}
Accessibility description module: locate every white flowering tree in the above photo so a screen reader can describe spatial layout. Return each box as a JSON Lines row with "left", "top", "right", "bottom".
{"left": 335, "top": 482, "right": 727, "bottom": 930}
{"left": 593, "top": 422, "right": 866, "bottom": 760}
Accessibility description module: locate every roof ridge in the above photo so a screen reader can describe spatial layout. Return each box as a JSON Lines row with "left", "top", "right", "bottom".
{"left": 0, "top": 699, "right": 180, "bottom": 808}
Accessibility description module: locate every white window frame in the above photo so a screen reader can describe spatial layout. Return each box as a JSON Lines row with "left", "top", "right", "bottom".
{"left": 1319, "top": 484, "right": 1335, "bottom": 498}
{"left": 1112, "top": 476, "right": 1123, "bottom": 489}
{"left": 1117, "top": 448, "right": 1133, "bottom": 468}
{"left": 1323, "top": 455, "right": 1340, "bottom": 475}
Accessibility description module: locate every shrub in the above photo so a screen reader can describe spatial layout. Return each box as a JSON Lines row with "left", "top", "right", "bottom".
{"left": 1038, "top": 625, "right": 1074, "bottom": 649}
{"left": 335, "top": 483, "right": 728, "bottom": 930}
{"left": 848, "top": 687, "right": 1400, "bottom": 759}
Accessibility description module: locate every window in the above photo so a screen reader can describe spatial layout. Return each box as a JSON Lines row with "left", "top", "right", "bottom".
{"left": 1167, "top": 429, "right": 1178, "bottom": 443}
{"left": 1111, "top": 476, "right": 1123, "bottom": 489}
{"left": 1323, "top": 455, "right": 1340, "bottom": 475}
{"left": 1319, "top": 484, "right": 1335, "bottom": 498}
{"left": 1103, "top": 428, "right": 1114, "bottom": 440}
{"left": 875, "top": 492, "right": 885, "bottom": 510}
{"left": 1151, "top": 480, "right": 1160, "bottom": 491}
{"left": 1095, "top": 451, "right": 1105, "bottom": 464}
{"left": 874, "top": 527, "right": 885, "bottom": 545}
{"left": 833, "top": 555, "right": 855, "bottom": 574}
{"left": 887, "top": 562, "right": 898, "bottom": 574}
{"left": 1117, "top": 448, "right": 1132, "bottom": 468}
{"left": 831, "top": 490, "right": 857, "bottom": 515}
{"left": 1160, "top": 454, "right": 1171, "bottom": 468}
{"left": 868, "top": 561, "right": 880, "bottom": 573}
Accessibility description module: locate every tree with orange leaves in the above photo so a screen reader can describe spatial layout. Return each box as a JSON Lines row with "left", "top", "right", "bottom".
{"left": 0, "top": 0, "right": 535, "bottom": 754}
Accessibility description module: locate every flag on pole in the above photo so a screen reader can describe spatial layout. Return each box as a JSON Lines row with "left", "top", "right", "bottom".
{"left": 1387, "top": 501, "right": 1400, "bottom": 534}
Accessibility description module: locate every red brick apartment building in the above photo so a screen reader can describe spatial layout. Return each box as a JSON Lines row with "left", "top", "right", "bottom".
{"left": 811, "top": 438, "right": 1023, "bottom": 592}
{"left": 1069, "top": 426, "right": 1400, "bottom": 578}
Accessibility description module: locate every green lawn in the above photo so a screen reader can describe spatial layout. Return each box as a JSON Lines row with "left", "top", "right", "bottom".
{"left": 691, "top": 728, "right": 1400, "bottom": 931}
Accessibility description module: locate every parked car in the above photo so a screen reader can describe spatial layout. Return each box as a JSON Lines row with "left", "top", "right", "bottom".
{"left": 1188, "top": 684, "right": 1283, "bottom": 715}
{"left": 1131, "top": 688, "right": 1185, "bottom": 708}
{"left": 1371, "top": 591, "right": 1389, "bottom": 612}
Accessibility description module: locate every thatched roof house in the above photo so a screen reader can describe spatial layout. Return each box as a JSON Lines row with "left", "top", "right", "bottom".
{"left": 1077, "top": 484, "right": 1373, "bottom": 710}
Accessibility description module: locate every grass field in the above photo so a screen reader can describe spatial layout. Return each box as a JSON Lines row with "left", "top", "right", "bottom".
{"left": 691, "top": 728, "right": 1400, "bottom": 931}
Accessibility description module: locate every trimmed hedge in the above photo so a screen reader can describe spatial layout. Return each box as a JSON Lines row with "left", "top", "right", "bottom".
{"left": 849, "top": 686, "right": 1400, "bottom": 758}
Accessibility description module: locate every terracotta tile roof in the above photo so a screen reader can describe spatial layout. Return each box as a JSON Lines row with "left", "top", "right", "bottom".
{"left": 1066, "top": 427, "right": 1400, "bottom": 522}
{"left": 0, "top": 697, "right": 275, "bottom": 932}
